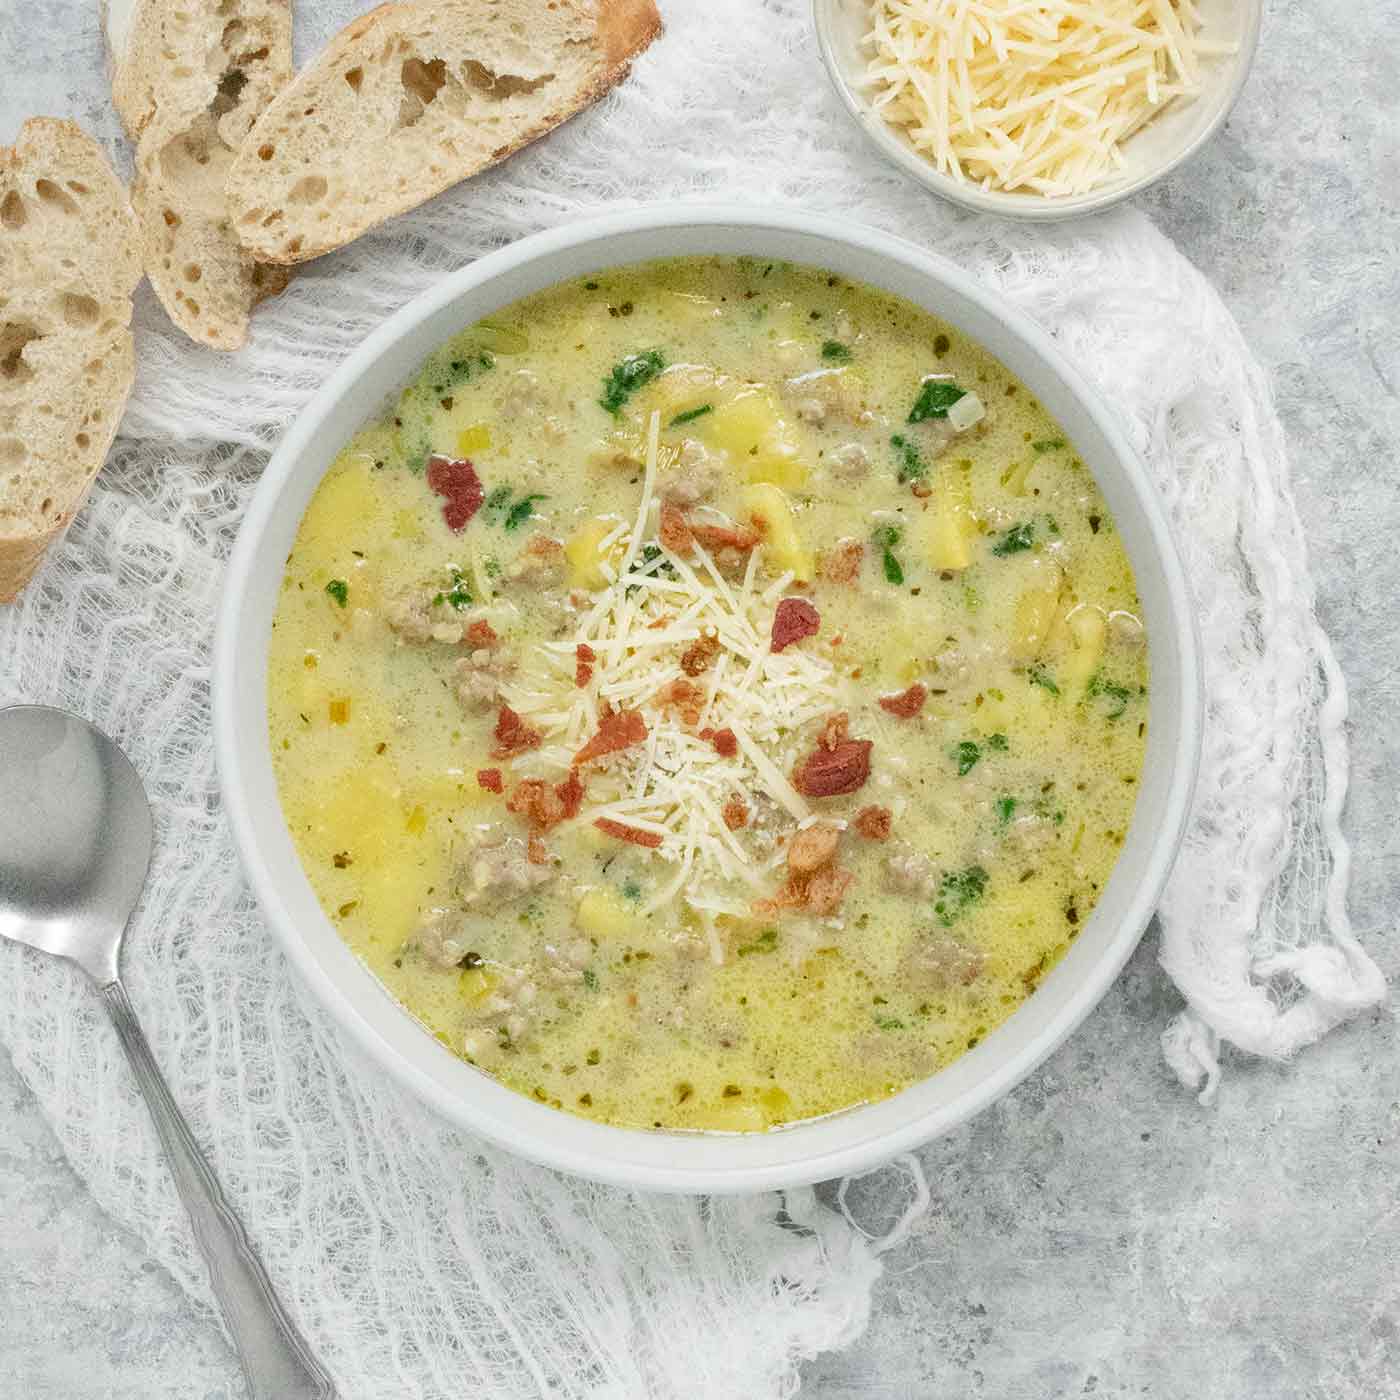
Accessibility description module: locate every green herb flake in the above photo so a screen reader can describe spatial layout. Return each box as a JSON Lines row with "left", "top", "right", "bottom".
{"left": 482, "top": 485, "right": 514, "bottom": 523}
{"left": 324, "top": 579, "right": 349, "bottom": 607}
{"left": 986, "top": 733, "right": 1009, "bottom": 752}
{"left": 1087, "top": 673, "right": 1133, "bottom": 719}
{"left": 873, "top": 1015, "right": 906, "bottom": 1031}
{"left": 737, "top": 928, "right": 779, "bottom": 957}
{"left": 1028, "top": 664, "right": 1061, "bottom": 696}
{"left": 992, "top": 521, "right": 1035, "bottom": 556}
{"left": 1032, "top": 438, "right": 1066, "bottom": 453}
{"left": 432, "top": 566, "right": 471, "bottom": 611}
{"left": 890, "top": 433, "right": 926, "bottom": 484}
{"left": 582, "top": 968, "right": 599, "bottom": 991}
{"left": 821, "top": 340, "right": 853, "bottom": 364}
{"left": 953, "top": 740, "right": 982, "bottom": 777}
{"left": 995, "top": 796, "right": 1017, "bottom": 826}
{"left": 621, "top": 879, "right": 642, "bottom": 903}
{"left": 934, "top": 865, "right": 988, "bottom": 927}
{"left": 872, "top": 524, "right": 905, "bottom": 585}
{"left": 908, "top": 378, "right": 966, "bottom": 423}
{"left": 504, "top": 494, "right": 546, "bottom": 531}
{"left": 600, "top": 349, "right": 665, "bottom": 416}
{"left": 669, "top": 404, "right": 714, "bottom": 427}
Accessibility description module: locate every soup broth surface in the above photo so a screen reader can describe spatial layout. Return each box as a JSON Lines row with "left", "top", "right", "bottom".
{"left": 269, "top": 256, "right": 1148, "bottom": 1131}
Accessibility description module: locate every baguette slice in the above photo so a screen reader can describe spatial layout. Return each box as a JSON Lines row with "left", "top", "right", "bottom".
{"left": 0, "top": 119, "right": 141, "bottom": 602}
{"left": 106, "top": 0, "right": 295, "bottom": 349}
{"left": 225, "top": 0, "right": 662, "bottom": 265}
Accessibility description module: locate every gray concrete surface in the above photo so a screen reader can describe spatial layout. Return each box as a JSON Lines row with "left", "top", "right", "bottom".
{"left": 2, "top": 0, "right": 1396, "bottom": 1396}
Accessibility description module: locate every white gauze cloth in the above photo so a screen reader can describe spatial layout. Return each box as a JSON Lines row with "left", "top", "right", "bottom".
{"left": 0, "top": 0, "right": 1386, "bottom": 1394}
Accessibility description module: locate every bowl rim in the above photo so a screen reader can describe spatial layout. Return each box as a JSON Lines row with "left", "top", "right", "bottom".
{"left": 215, "top": 204, "right": 1202, "bottom": 1193}
{"left": 811, "top": 0, "right": 1264, "bottom": 221}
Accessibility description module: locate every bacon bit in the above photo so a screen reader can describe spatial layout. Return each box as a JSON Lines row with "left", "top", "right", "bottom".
{"left": 855, "top": 805, "right": 892, "bottom": 840}
{"left": 878, "top": 683, "right": 928, "bottom": 719}
{"left": 575, "top": 643, "right": 596, "bottom": 689}
{"left": 594, "top": 817, "right": 663, "bottom": 849}
{"left": 476, "top": 768, "right": 503, "bottom": 793}
{"left": 507, "top": 769, "right": 585, "bottom": 831}
{"left": 680, "top": 633, "right": 720, "bottom": 676}
{"left": 662, "top": 678, "right": 704, "bottom": 707}
{"left": 525, "top": 533, "right": 564, "bottom": 560}
{"left": 465, "top": 619, "right": 499, "bottom": 649}
{"left": 691, "top": 520, "right": 760, "bottom": 553}
{"left": 698, "top": 726, "right": 715, "bottom": 742}
{"left": 647, "top": 614, "right": 673, "bottom": 629}
{"left": 507, "top": 780, "right": 564, "bottom": 829}
{"left": 556, "top": 768, "right": 585, "bottom": 819}
{"left": 787, "top": 822, "right": 841, "bottom": 875}
{"left": 818, "top": 539, "right": 864, "bottom": 584}
{"left": 793, "top": 717, "right": 873, "bottom": 799}
{"left": 771, "top": 597, "right": 821, "bottom": 653}
{"left": 910, "top": 481, "right": 932, "bottom": 499}
{"left": 574, "top": 707, "right": 647, "bottom": 766}
{"left": 722, "top": 797, "right": 749, "bottom": 830}
{"left": 425, "top": 456, "right": 485, "bottom": 532}
{"left": 526, "top": 835, "right": 550, "bottom": 866}
{"left": 492, "top": 704, "right": 542, "bottom": 758}
{"left": 711, "top": 727, "right": 739, "bottom": 758}
{"left": 659, "top": 499, "right": 694, "bottom": 554}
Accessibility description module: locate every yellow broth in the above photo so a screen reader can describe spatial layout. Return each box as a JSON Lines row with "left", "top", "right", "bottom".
{"left": 268, "top": 256, "right": 1148, "bottom": 1132}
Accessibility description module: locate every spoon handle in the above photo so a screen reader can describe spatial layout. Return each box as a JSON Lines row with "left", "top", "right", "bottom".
{"left": 100, "top": 979, "right": 336, "bottom": 1400}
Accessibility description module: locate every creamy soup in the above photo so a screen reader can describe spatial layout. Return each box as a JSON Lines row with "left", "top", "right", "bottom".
{"left": 268, "top": 256, "right": 1148, "bottom": 1132}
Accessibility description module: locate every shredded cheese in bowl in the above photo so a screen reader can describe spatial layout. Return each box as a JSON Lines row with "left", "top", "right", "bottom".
{"left": 863, "top": 0, "right": 1238, "bottom": 198}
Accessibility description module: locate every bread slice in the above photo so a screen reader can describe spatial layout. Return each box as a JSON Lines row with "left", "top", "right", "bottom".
{"left": 0, "top": 119, "right": 141, "bottom": 603}
{"left": 105, "top": 0, "right": 294, "bottom": 349}
{"left": 225, "top": 0, "right": 662, "bottom": 265}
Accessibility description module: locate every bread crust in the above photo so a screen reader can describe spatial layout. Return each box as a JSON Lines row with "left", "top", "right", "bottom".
{"left": 226, "top": 0, "right": 663, "bottom": 265}
{"left": 0, "top": 120, "right": 140, "bottom": 603}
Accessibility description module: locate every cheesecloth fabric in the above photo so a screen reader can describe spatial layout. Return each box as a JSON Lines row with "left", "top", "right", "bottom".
{"left": 0, "top": 1, "right": 1386, "bottom": 1395}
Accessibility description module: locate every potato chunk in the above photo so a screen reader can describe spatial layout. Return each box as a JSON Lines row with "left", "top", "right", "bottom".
{"left": 742, "top": 482, "right": 814, "bottom": 581}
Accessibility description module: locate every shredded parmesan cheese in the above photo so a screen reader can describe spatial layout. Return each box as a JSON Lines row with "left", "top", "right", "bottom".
{"left": 863, "top": 0, "right": 1235, "bottom": 197}
{"left": 498, "top": 412, "right": 849, "bottom": 923}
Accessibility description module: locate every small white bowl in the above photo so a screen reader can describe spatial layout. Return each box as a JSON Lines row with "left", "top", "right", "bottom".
{"left": 814, "top": 0, "right": 1263, "bottom": 220}
{"left": 215, "top": 206, "right": 1202, "bottom": 1193}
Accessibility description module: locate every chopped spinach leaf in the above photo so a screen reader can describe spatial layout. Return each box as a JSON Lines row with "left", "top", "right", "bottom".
{"left": 621, "top": 880, "right": 642, "bottom": 903}
{"left": 669, "top": 404, "right": 714, "bottom": 427}
{"left": 873, "top": 524, "right": 905, "bottom": 585}
{"left": 986, "top": 732, "right": 1009, "bottom": 752}
{"left": 324, "top": 579, "right": 348, "bottom": 607}
{"left": 1028, "top": 664, "right": 1061, "bottom": 696}
{"left": 482, "top": 485, "right": 514, "bottom": 523}
{"left": 953, "top": 740, "right": 982, "bottom": 776}
{"left": 821, "top": 340, "right": 853, "bottom": 364}
{"left": 443, "top": 351, "right": 494, "bottom": 389}
{"left": 992, "top": 521, "right": 1035, "bottom": 555}
{"left": 626, "top": 544, "right": 678, "bottom": 596}
{"left": 908, "top": 378, "right": 966, "bottom": 422}
{"left": 995, "top": 796, "right": 1017, "bottom": 825}
{"left": 1086, "top": 673, "right": 1134, "bottom": 719}
{"left": 935, "top": 865, "right": 988, "bottom": 927}
{"left": 582, "top": 968, "right": 599, "bottom": 991}
{"left": 873, "top": 1015, "right": 906, "bottom": 1031}
{"left": 890, "top": 433, "right": 926, "bottom": 484}
{"left": 431, "top": 567, "right": 472, "bottom": 611}
{"left": 600, "top": 349, "right": 665, "bottom": 416}
{"left": 737, "top": 928, "right": 779, "bottom": 957}
{"left": 504, "top": 494, "right": 545, "bottom": 531}
{"left": 1032, "top": 438, "right": 1066, "bottom": 453}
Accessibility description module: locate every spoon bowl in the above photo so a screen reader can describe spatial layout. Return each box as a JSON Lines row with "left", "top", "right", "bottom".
{"left": 0, "top": 704, "right": 151, "bottom": 984}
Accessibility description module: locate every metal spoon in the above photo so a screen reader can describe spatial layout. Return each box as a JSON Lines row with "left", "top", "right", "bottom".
{"left": 0, "top": 704, "right": 334, "bottom": 1399}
